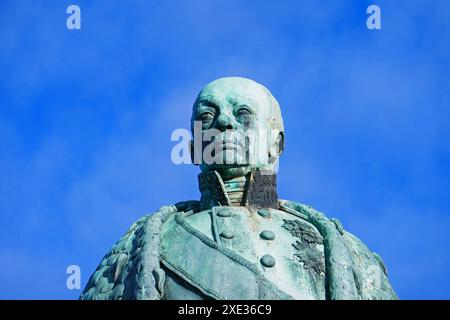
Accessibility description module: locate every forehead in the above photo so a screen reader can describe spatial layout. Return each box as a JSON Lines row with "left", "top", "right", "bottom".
{"left": 195, "top": 79, "right": 270, "bottom": 109}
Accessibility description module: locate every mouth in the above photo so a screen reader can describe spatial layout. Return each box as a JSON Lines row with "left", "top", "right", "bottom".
{"left": 205, "top": 138, "right": 245, "bottom": 152}
{"left": 222, "top": 142, "right": 242, "bottom": 151}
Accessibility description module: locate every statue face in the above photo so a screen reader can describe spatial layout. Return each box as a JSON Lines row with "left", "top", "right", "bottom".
{"left": 191, "top": 77, "right": 284, "bottom": 179}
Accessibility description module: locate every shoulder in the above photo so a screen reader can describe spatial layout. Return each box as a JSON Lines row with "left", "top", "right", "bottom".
{"left": 279, "top": 199, "right": 397, "bottom": 299}
{"left": 80, "top": 201, "right": 197, "bottom": 300}
{"left": 279, "top": 199, "right": 384, "bottom": 267}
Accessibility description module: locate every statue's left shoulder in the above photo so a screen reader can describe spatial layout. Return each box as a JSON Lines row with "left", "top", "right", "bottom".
{"left": 340, "top": 230, "right": 398, "bottom": 299}
{"left": 279, "top": 199, "right": 398, "bottom": 300}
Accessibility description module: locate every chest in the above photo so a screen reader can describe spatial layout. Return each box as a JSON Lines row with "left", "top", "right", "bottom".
{"left": 160, "top": 206, "right": 326, "bottom": 299}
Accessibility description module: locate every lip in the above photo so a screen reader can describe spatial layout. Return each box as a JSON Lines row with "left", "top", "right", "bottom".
{"left": 222, "top": 142, "right": 241, "bottom": 150}
{"left": 216, "top": 137, "right": 244, "bottom": 147}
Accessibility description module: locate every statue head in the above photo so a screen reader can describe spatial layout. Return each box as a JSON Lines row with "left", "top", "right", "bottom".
{"left": 190, "top": 77, "right": 284, "bottom": 180}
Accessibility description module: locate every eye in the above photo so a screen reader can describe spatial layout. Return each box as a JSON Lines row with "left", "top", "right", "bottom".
{"left": 235, "top": 106, "right": 253, "bottom": 117}
{"left": 200, "top": 111, "right": 215, "bottom": 122}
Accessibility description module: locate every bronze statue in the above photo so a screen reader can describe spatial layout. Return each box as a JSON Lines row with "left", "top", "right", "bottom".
{"left": 81, "top": 77, "right": 397, "bottom": 300}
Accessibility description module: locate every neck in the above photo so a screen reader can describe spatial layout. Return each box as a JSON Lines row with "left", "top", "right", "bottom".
{"left": 198, "top": 169, "right": 279, "bottom": 210}
{"left": 223, "top": 176, "right": 247, "bottom": 206}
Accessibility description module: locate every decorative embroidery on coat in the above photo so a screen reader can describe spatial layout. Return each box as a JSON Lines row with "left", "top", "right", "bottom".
{"left": 282, "top": 219, "right": 325, "bottom": 277}
{"left": 282, "top": 219, "right": 323, "bottom": 245}
{"left": 292, "top": 241, "right": 325, "bottom": 276}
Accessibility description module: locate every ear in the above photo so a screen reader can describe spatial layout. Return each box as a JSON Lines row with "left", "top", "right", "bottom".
{"left": 269, "top": 132, "right": 284, "bottom": 159}
{"left": 189, "top": 140, "right": 199, "bottom": 166}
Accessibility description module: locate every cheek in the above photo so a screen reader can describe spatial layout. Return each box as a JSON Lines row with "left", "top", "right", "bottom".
{"left": 246, "top": 129, "right": 271, "bottom": 162}
{"left": 199, "top": 117, "right": 217, "bottom": 130}
{"left": 202, "top": 122, "right": 212, "bottom": 130}
{"left": 240, "top": 117, "right": 258, "bottom": 130}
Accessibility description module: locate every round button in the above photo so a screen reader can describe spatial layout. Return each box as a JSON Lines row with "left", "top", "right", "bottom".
{"left": 217, "top": 209, "right": 231, "bottom": 217}
{"left": 220, "top": 229, "right": 235, "bottom": 239}
{"left": 260, "top": 254, "right": 276, "bottom": 268}
{"left": 257, "top": 209, "right": 271, "bottom": 218}
{"left": 260, "top": 230, "right": 275, "bottom": 241}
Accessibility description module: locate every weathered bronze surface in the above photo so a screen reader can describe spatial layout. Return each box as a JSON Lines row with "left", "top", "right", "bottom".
{"left": 80, "top": 77, "right": 397, "bottom": 300}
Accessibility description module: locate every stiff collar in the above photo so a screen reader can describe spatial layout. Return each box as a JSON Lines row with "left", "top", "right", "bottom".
{"left": 198, "top": 169, "right": 279, "bottom": 211}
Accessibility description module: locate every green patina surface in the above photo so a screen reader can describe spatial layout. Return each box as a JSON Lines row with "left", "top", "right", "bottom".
{"left": 80, "top": 78, "right": 397, "bottom": 300}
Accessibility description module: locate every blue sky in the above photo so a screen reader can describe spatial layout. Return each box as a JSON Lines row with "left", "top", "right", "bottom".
{"left": 0, "top": 0, "right": 449, "bottom": 299}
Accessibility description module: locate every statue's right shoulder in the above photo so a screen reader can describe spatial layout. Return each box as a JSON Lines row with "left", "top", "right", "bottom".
{"left": 80, "top": 200, "right": 198, "bottom": 300}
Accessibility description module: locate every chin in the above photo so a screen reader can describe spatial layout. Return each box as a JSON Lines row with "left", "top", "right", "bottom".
{"left": 201, "top": 165, "right": 251, "bottom": 180}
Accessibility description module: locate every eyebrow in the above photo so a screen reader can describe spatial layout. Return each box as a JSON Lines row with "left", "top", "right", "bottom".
{"left": 229, "top": 94, "right": 258, "bottom": 108}
{"left": 196, "top": 95, "right": 258, "bottom": 113}
{"left": 195, "top": 101, "right": 217, "bottom": 119}
{"left": 196, "top": 95, "right": 221, "bottom": 108}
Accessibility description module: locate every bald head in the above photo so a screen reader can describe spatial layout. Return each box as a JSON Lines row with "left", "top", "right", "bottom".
{"left": 192, "top": 77, "right": 284, "bottom": 133}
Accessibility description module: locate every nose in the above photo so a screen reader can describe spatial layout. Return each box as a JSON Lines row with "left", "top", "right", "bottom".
{"left": 215, "top": 114, "right": 236, "bottom": 131}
